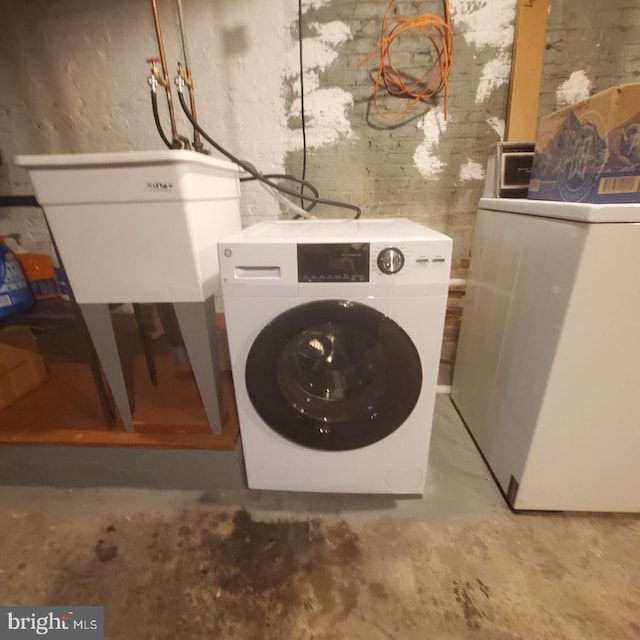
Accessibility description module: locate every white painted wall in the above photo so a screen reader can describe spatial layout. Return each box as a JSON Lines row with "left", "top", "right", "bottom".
{"left": 0, "top": 0, "right": 315, "bottom": 229}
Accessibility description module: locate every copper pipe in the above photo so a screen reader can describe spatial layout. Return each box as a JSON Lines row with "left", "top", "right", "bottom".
{"left": 175, "top": 0, "right": 203, "bottom": 151}
{"left": 150, "top": 0, "right": 180, "bottom": 144}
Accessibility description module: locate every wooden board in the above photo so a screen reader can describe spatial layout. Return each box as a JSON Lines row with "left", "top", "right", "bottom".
{"left": 0, "top": 314, "right": 239, "bottom": 450}
{"left": 505, "top": 0, "right": 550, "bottom": 142}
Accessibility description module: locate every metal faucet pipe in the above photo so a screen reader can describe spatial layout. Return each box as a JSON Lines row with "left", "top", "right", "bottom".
{"left": 175, "top": 0, "right": 203, "bottom": 151}
{"left": 150, "top": 0, "right": 181, "bottom": 146}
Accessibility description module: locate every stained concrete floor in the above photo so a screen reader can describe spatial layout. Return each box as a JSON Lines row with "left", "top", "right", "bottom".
{"left": 0, "top": 396, "right": 638, "bottom": 639}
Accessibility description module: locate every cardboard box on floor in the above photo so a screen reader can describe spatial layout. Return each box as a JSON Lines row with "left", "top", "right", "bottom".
{"left": 0, "top": 326, "right": 48, "bottom": 411}
{"left": 528, "top": 84, "right": 640, "bottom": 203}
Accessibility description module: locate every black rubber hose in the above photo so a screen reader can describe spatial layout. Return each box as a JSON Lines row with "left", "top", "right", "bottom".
{"left": 152, "top": 86, "right": 317, "bottom": 211}
{"left": 151, "top": 90, "right": 173, "bottom": 149}
{"left": 242, "top": 173, "right": 319, "bottom": 212}
{"left": 177, "top": 90, "right": 361, "bottom": 218}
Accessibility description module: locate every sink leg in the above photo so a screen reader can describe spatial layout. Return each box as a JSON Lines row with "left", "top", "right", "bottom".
{"left": 79, "top": 303, "right": 135, "bottom": 432}
{"left": 173, "top": 297, "right": 222, "bottom": 434}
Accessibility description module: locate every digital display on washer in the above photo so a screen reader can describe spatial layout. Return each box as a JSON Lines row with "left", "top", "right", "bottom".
{"left": 297, "top": 243, "right": 370, "bottom": 283}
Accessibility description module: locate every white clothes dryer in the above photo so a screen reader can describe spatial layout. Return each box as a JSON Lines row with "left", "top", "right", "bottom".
{"left": 452, "top": 198, "right": 640, "bottom": 512}
{"left": 219, "top": 219, "right": 452, "bottom": 494}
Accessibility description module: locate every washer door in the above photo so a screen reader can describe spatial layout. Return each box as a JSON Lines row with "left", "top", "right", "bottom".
{"left": 245, "top": 299, "right": 422, "bottom": 451}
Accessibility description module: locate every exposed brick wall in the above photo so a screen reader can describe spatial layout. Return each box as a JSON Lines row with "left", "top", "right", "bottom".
{"left": 539, "top": 1, "right": 640, "bottom": 117}
{"left": 284, "top": 0, "right": 516, "bottom": 275}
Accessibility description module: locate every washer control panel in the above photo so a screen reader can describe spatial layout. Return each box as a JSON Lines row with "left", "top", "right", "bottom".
{"left": 220, "top": 219, "right": 452, "bottom": 295}
{"left": 370, "top": 240, "right": 450, "bottom": 286}
{"left": 377, "top": 247, "right": 405, "bottom": 274}
{"left": 297, "top": 243, "right": 370, "bottom": 283}
{"left": 296, "top": 240, "right": 450, "bottom": 283}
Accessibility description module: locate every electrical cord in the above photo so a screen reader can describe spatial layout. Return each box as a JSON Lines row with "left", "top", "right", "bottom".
{"left": 358, "top": 0, "right": 453, "bottom": 119}
{"left": 297, "top": 0, "right": 308, "bottom": 210}
{"left": 176, "top": 87, "right": 361, "bottom": 218}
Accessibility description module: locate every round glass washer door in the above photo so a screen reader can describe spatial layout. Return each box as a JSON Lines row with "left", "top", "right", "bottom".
{"left": 245, "top": 299, "right": 422, "bottom": 451}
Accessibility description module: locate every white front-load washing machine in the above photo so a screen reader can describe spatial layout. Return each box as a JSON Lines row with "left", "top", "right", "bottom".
{"left": 219, "top": 219, "right": 452, "bottom": 494}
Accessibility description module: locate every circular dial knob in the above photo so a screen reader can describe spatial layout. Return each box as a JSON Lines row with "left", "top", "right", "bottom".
{"left": 377, "top": 247, "right": 405, "bottom": 274}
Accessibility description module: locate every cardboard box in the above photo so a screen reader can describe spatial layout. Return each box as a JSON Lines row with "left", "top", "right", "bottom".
{"left": 0, "top": 326, "right": 48, "bottom": 411}
{"left": 528, "top": 84, "right": 640, "bottom": 203}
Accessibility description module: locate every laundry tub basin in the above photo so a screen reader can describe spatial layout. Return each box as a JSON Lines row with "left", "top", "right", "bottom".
{"left": 15, "top": 151, "right": 242, "bottom": 303}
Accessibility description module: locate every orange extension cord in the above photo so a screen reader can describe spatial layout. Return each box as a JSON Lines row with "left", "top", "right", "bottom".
{"left": 358, "top": 0, "right": 453, "bottom": 119}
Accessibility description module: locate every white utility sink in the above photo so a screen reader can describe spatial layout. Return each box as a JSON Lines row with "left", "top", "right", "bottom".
{"left": 15, "top": 150, "right": 243, "bottom": 434}
{"left": 16, "top": 150, "right": 242, "bottom": 303}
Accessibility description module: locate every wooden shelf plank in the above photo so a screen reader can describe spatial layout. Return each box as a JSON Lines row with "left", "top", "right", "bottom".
{"left": 0, "top": 371, "right": 239, "bottom": 450}
{"left": 505, "top": 0, "right": 550, "bottom": 142}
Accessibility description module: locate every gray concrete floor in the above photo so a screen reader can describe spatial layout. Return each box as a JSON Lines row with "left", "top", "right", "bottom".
{"left": 0, "top": 395, "right": 638, "bottom": 639}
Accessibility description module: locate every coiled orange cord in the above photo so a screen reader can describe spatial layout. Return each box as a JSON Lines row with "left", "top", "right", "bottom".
{"left": 358, "top": 0, "right": 453, "bottom": 119}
